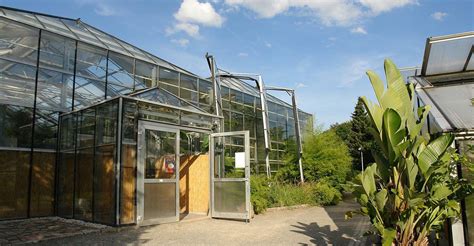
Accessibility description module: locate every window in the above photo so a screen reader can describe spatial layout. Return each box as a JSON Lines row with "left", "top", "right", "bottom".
{"left": 75, "top": 42, "right": 107, "bottom": 81}
{"left": 107, "top": 52, "right": 134, "bottom": 90}
{"left": 39, "top": 31, "right": 75, "bottom": 73}
{"left": 135, "top": 60, "right": 157, "bottom": 88}
{"left": 0, "top": 19, "right": 39, "bottom": 65}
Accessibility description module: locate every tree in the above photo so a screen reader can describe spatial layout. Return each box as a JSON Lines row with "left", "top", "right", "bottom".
{"left": 348, "top": 59, "right": 474, "bottom": 246}
{"left": 330, "top": 121, "right": 351, "bottom": 145}
{"left": 348, "top": 97, "right": 377, "bottom": 171}
{"left": 278, "top": 130, "right": 352, "bottom": 188}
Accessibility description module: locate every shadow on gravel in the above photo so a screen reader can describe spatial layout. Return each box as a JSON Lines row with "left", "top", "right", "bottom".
{"left": 291, "top": 193, "right": 371, "bottom": 246}
{"left": 291, "top": 221, "right": 361, "bottom": 245}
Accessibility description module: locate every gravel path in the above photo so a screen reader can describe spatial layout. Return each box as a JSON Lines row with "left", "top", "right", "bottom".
{"left": 39, "top": 196, "right": 370, "bottom": 245}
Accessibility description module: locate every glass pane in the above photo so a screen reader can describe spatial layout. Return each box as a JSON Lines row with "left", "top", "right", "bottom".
{"left": 0, "top": 18, "right": 39, "bottom": 65}
{"left": 122, "top": 100, "right": 137, "bottom": 144}
{"left": 75, "top": 42, "right": 107, "bottom": 81}
{"left": 214, "top": 181, "right": 246, "bottom": 213}
{"left": 120, "top": 144, "right": 136, "bottom": 224}
{"left": 30, "top": 151, "right": 55, "bottom": 217}
{"left": 160, "top": 83, "right": 179, "bottom": 97}
{"left": 77, "top": 108, "right": 95, "bottom": 148}
{"left": 74, "top": 147, "right": 94, "bottom": 221}
{"left": 180, "top": 111, "right": 213, "bottom": 129}
{"left": 135, "top": 60, "right": 157, "bottom": 88}
{"left": 144, "top": 183, "right": 176, "bottom": 220}
{"left": 138, "top": 102, "right": 179, "bottom": 124}
{"left": 231, "top": 112, "right": 243, "bottom": 131}
{"left": 213, "top": 136, "right": 245, "bottom": 178}
{"left": 34, "top": 110, "right": 58, "bottom": 149}
{"left": 94, "top": 145, "right": 116, "bottom": 224}
{"left": 57, "top": 150, "right": 75, "bottom": 218}
{"left": 39, "top": 31, "right": 75, "bottom": 73}
{"left": 107, "top": 52, "right": 134, "bottom": 89}
{"left": 37, "top": 69, "right": 73, "bottom": 112}
{"left": 96, "top": 102, "right": 117, "bottom": 145}
{"left": 159, "top": 67, "right": 179, "bottom": 86}
{"left": 145, "top": 129, "right": 176, "bottom": 179}
{"left": 0, "top": 60, "right": 37, "bottom": 107}
{"left": 180, "top": 74, "right": 197, "bottom": 90}
{"left": 74, "top": 76, "right": 105, "bottom": 108}
{"left": 61, "top": 19, "right": 105, "bottom": 48}
{"left": 0, "top": 104, "right": 33, "bottom": 148}
{"left": 0, "top": 149, "right": 29, "bottom": 219}
{"left": 180, "top": 88, "right": 198, "bottom": 104}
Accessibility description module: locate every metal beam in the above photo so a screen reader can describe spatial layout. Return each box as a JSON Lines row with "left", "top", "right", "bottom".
{"left": 265, "top": 86, "right": 305, "bottom": 184}
{"left": 206, "top": 68, "right": 271, "bottom": 177}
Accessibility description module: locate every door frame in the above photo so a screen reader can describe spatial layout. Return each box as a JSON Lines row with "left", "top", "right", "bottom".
{"left": 137, "top": 121, "right": 180, "bottom": 226}
{"left": 209, "top": 130, "right": 251, "bottom": 221}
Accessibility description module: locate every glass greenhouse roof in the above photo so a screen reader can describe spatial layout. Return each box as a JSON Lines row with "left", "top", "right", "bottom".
{"left": 130, "top": 86, "right": 208, "bottom": 115}
{"left": 422, "top": 32, "right": 474, "bottom": 76}
{"left": 0, "top": 6, "right": 197, "bottom": 77}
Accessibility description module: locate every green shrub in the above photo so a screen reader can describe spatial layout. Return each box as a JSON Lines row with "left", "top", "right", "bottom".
{"left": 250, "top": 175, "right": 270, "bottom": 214}
{"left": 268, "top": 183, "right": 313, "bottom": 207}
{"left": 311, "top": 181, "right": 342, "bottom": 206}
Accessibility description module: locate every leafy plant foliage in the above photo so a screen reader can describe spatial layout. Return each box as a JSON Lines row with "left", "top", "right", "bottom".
{"left": 348, "top": 59, "right": 474, "bottom": 246}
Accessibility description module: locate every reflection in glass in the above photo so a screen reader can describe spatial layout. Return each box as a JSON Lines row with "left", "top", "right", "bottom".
{"left": 135, "top": 60, "right": 157, "bottom": 88}
{"left": 159, "top": 67, "right": 179, "bottom": 86}
{"left": 107, "top": 52, "right": 134, "bottom": 89}
{"left": 36, "top": 69, "right": 73, "bottom": 112}
{"left": 0, "top": 19, "right": 39, "bottom": 65}
{"left": 75, "top": 43, "right": 107, "bottom": 80}
{"left": 39, "top": 32, "right": 75, "bottom": 73}
{"left": 0, "top": 60, "right": 37, "bottom": 107}
{"left": 145, "top": 129, "right": 176, "bottom": 179}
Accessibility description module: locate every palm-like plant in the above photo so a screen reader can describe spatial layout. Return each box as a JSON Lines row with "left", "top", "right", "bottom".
{"left": 348, "top": 59, "right": 473, "bottom": 246}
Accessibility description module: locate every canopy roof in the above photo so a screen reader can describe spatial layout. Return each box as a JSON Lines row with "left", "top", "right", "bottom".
{"left": 421, "top": 32, "right": 474, "bottom": 77}
{"left": 415, "top": 78, "right": 474, "bottom": 132}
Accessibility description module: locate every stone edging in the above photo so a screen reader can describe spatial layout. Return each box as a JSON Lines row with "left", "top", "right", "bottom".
{"left": 266, "top": 204, "right": 312, "bottom": 212}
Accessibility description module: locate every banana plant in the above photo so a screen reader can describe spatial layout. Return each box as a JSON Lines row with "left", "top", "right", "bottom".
{"left": 347, "top": 59, "right": 473, "bottom": 246}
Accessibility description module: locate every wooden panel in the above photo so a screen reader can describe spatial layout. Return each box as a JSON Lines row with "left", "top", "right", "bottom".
{"left": 0, "top": 150, "right": 29, "bottom": 219}
{"left": 120, "top": 144, "right": 136, "bottom": 224}
{"left": 179, "top": 154, "right": 210, "bottom": 214}
{"left": 30, "top": 151, "right": 56, "bottom": 217}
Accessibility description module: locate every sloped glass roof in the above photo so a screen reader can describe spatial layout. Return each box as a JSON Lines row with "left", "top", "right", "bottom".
{"left": 422, "top": 32, "right": 474, "bottom": 76}
{"left": 0, "top": 6, "right": 197, "bottom": 77}
{"left": 131, "top": 86, "right": 208, "bottom": 115}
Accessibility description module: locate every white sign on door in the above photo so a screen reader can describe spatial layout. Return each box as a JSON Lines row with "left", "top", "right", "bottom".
{"left": 235, "top": 152, "right": 246, "bottom": 168}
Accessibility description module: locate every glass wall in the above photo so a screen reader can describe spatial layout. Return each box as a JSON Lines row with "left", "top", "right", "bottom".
{"left": 57, "top": 99, "right": 118, "bottom": 225}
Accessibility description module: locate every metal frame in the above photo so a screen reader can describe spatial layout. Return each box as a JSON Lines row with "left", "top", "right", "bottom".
{"left": 136, "top": 121, "right": 180, "bottom": 226}
{"left": 265, "top": 86, "right": 305, "bottom": 183}
{"left": 209, "top": 130, "right": 251, "bottom": 221}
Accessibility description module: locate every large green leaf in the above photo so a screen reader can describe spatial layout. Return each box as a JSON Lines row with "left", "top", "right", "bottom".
{"left": 375, "top": 189, "right": 388, "bottom": 212}
{"left": 367, "top": 70, "right": 385, "bottom": 104}
{"left": 382, "top": 228, "right": 397, "bottom": 246}
{"left": 381, "top": 109, "right": 404, "bottom": 162}
{"left": 362, "top": 96, "right": 384, "bottom": 133}
{"left": 418, "top": 134, "right": 454, "bottom": 176}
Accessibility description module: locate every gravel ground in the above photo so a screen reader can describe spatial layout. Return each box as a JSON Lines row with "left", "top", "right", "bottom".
{"left": 39, "top": 196, "right": 370, "bottom": 245}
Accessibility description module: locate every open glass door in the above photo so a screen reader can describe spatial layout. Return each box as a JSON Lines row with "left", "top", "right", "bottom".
{"left": 137, "top": 122, "right": 179, "bottom": 225}
{"left": 210, "top": 131, "right": 251, "bottom": 221}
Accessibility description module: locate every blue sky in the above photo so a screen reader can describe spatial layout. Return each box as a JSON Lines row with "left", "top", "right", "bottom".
{"left": 2, "top": 0, "right": 472, "bottom": 127}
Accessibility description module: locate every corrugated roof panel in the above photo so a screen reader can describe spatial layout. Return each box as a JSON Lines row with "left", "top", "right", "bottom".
{"left": 423, "top": 32, "right": 474, "bottom": 76}
{"left": 419, "top": 83, "right": 474, "bottom": 131}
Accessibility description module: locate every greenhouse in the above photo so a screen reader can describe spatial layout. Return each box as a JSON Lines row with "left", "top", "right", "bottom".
{"left": 0, "top": 6, "right": 313, "bottom": 225}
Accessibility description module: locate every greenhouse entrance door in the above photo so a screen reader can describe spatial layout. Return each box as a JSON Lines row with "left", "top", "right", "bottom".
{"left": 137, "top": 121, "right": 180, "bottom": 226}
{"left": 210, "top": 131, "right": 251, "bottom": 221}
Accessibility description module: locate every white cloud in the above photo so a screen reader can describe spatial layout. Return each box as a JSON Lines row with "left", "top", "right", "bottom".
{"left": 167, "top": 22, "right": 201, "bottom": 38}
{"left": 351, "top": 26, "right": 367, "bottom": 35}
{"left": 431, "top": 11, "right": 448, "bottom": 21}
{"left": 94, "top": 3, "right": 118, "bottom": 16}
{"left": 175, "top": 0, "right": 224, "bottom": 27}
{"left": 296, "top": 83, "right": 307, "bottom": 88}
{"left": 238, "top": 52, "right": 249, "bottom": 57}
{"left": 171, "top": 38, "right": 190, "bottom": 47}
{"left": 264, "top": 41, "right": 272, "bottom": 48}
{"left": 169, "top": 0, "right": 224, "bottom": 38}
{"left": 224, "top": 0, "right": 416, "bottom": 26}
